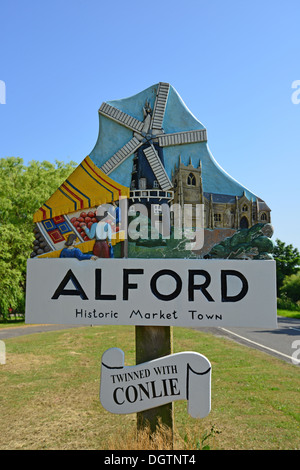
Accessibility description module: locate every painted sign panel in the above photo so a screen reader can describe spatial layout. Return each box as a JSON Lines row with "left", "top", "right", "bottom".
{"left": 31, "top": 82, "right": 273, "bottom": 262}
{"left": 100, "top": 348, "right": 211, "bottom": 418}
{"left": 26, "top": 258, "right": 277, "bottom": 328}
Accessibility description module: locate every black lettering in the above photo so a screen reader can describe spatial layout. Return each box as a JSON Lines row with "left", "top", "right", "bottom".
{"left": 129, "top": 309, "right": 143, "bottom": 319}
{"left": 169, "top": 378, "right": 180, "bottom": 396}
{"left": 138, "top": 383, "right": 151, "bottom": 401}
{"left": 113, "top": 387, "right": 125, "bottom": 405}
{"left": 95, "top": 269, "right": 116, "bottom": 300}
{"left": 125, "top": 385, "right": 138, "bottom": 403}
{"left": 221, "top": 270, "right": 249, "bottom": 302}
{"left": 51, "top": 269, "right": 88, "bottom": 300}
{"left": 150, "top": 270, "right": 182, "bottom": 301}
{"left": 188, "top": 270, "right": 214, "bottom": 302}
{"left": 150, "top": 380, "right": 163, "bottom": 398}
{"left": 162, "top": 378, "right": 169, "bottom": 396}
{"left": 123, "top": 269, "right": 144, "bottom": 300}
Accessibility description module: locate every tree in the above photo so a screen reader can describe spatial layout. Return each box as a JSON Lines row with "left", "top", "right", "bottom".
{"left": 280, "top": 272, "right": 300, "bottom": 304}
{"left": 273, "top": 239, "right": 300, "bottom": 295}
{"left": 0, "top": 157, "right": 77, "bottom": 320}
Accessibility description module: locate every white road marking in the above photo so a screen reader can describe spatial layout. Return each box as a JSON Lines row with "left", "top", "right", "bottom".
{"left": 289, "top": 326, "right": 300, "bottom": 332}
{"left": 220, "top": 328, "right": 300, "bottom": 364}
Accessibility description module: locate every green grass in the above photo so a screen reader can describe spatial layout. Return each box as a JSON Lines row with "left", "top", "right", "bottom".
{"left": 0, "top": 325, "right": 299, "bottom": 450}
{"left": 0, "top": 319, "right": 25, "bottom": 328}
{"left": 277, "top": 309, "right": 300, "bottom": 319}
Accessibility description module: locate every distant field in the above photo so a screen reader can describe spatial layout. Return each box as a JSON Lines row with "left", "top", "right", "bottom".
{"left": 0, "top": 325, "right": 299, "bottom": 450}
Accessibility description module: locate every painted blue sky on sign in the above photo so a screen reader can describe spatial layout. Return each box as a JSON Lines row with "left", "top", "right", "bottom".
{"left": 90, "top": 83, "right": 258, "bottom": 201}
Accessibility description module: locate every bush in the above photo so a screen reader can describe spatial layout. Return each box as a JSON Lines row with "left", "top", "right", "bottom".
{"left": 273, "top": 239, "right": 300, "bottom": 294}
{"left": 277, "top": 295, "right": 300, "bottom": 312}
{"left": 280, "top": 271, "right": 300, "bottom": 304}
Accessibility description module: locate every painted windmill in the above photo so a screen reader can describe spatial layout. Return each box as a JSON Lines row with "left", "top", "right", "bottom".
{"left": 98, "top": 82, "right": 207, "bottom": 192}
{"left": 32, "top": 82, "right": 271, "bottom": 259}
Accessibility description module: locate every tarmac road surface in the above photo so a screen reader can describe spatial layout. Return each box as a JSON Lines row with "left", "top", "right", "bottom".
{"left": 1, "top": 318, "right": 300, "bottom": 366}
{"left": 0, "top": 323, "right": 84, "bottom": 340}
{"left": 193, "top": 316, "right": 300, "bottom": 366}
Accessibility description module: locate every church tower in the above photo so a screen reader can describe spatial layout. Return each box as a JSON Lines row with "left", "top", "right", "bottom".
{"left": 172, "top": 157, "right": 203, "bottom": 226}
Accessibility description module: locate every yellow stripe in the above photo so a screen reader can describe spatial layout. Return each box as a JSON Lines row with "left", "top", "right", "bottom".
{"left": 33, "top": 156, "right": 129, "bottom": 223}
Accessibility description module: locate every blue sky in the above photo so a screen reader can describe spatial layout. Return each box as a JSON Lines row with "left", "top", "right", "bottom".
{"left": 1, "top": 0, "right": 299, "bottom": 249}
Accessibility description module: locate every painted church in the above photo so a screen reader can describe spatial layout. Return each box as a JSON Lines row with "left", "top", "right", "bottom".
{"left": 171, "top": 157, "right": 271, "bottom": 230}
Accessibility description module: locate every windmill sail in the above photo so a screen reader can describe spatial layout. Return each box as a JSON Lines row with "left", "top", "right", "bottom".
{"left": 151, "top": 82, "right": 170, "bottom": 132}
{"left": 100, "top": 137, "right": 143, "bottom": 175}
{"left": 143, "top": 145, "right": 172, "bottom": 190}
{"left": 98, "top": 83, "right": 207, "bottom": 189}
{"left": 99, "top": 103, "right": 144, "bottom": 133}
{"left": 158, "top": 129, "right": 207, "bottom": 147}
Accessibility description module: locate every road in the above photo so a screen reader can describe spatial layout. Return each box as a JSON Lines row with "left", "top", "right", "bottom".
{"left": 193, "top": 317, "right": 300, "bottom": 366}
{"left": 1, "top": 318, "right": 300, "bottom": 366}
{"left": 0, "top": 324, "right": 83, "bottom": 340}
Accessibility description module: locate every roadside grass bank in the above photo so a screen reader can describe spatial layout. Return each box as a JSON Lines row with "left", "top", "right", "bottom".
{"left": 0, "top": 325, "right": 299, "bottom": 450}
{"left": 277, "top": 309, "right": 300, "bottom": 319}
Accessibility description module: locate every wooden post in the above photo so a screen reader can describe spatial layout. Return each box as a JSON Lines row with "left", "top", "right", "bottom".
{"left": 123, "top": 207, "right": 174, "bottom": 443}
{"left": 135, "top": 325, "right": 174, "bottom": 441}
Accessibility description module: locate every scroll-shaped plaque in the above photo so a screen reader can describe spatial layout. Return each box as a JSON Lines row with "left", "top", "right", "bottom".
{"left": 100, "top": 348, "right": 211, "bottom": 418}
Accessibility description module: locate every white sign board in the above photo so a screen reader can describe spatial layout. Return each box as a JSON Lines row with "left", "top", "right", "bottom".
{"left": 100, "top": 348, "right": 211, "bottom": 418}
{"left": 25, "top": 258, "right": 277, "bottom": 328}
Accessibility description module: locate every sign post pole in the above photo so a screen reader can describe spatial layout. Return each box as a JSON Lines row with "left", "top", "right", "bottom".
{"left": 123, "top": 199, "right": 175, "bottom": 441}
{"left": 135, "top": 325, "right": 174, "bottom": 440}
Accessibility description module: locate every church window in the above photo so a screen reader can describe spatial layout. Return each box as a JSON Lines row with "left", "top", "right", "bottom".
{"left": 261, "top": 212, "right": 267, "bottom": 221}
{"left": 187, "top": 173, "right": 196, "bottom": 186}
{"left": 242, "top": 204, "right": 248, "bottom": 212}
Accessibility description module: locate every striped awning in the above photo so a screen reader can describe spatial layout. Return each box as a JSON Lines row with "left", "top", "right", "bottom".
{"left": 33, "top": 156, "right": 130, "bottom": 223}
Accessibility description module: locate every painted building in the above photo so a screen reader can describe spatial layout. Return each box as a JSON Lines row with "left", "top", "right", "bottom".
{"left": 172, "top": 157, "right": 271, "bottom": 230}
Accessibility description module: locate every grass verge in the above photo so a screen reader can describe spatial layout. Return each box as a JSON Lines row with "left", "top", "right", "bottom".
{"left": 0, "top": 325, "right": 299, "bottom": 450}
{"left": 277, "top": 309, "right": 300, "bottom": 319}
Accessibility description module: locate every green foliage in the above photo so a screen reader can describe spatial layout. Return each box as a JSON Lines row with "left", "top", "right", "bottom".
{"left": 273, "top": 239, "right": 300, "bottom": 294}
{"left": 0, "top": 157, "right": 77, "bottom": 320}
{"left": 277, "top": 296, "right": 300, "bottom": 312}
{"left": 280, "top": 271, "right": 300, "bottom": 304}
{"left": 183, "top": 425, "right": 221, "bottom": 450}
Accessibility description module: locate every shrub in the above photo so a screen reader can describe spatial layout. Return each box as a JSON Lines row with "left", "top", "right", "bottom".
{"left": 280, "top": 272, "right": 300, "bottom": 304}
